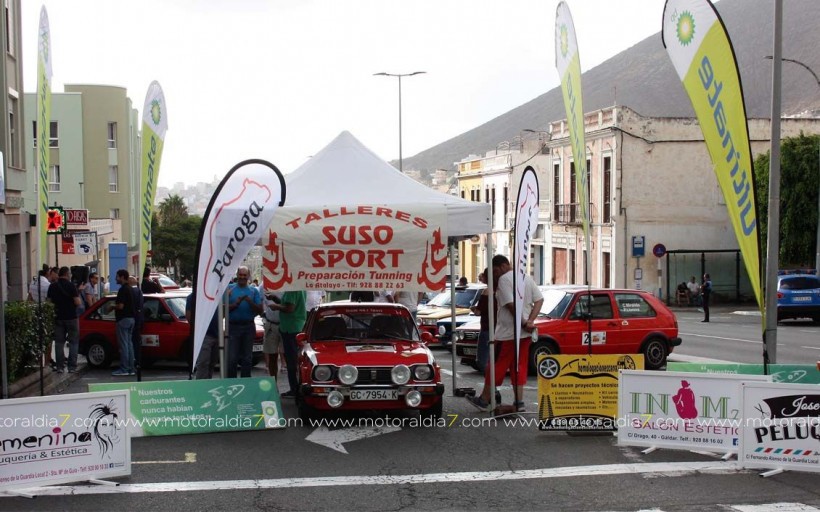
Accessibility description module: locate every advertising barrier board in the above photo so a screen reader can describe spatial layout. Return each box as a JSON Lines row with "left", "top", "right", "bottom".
{"left": 739, "top": 381, "right": 820, "bottom": 474}
{"left": 666, "top": 363, "right": 820, "bottom": 385}
{"left": 617, "top": 370, "right": 769, "bottom": 453}
{"left": 89, "top": 377, "right": 282, "bottom": 437}
{"left": 0, "top": 390, "right": 130, "bottom": 491}
{"left": 537, "top": 354, "right": 643, "bottom": 431}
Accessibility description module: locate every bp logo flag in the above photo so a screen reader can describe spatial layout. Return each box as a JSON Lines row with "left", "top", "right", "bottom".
{"left": 138, "top": 81, "right": 168, "bottom": 274}
{"left": 192, "top": 160, "right": 286, "bottom": 370}
{"left": 514, "top": 166, "right": 539, "bottom": 370}
{"left": 36, "top": 6, "right": 53, "bottom": 268}
{"left": 555, "top": 1, "right": 590, "bottom": 250}
{"left": 662, "top": 0, "right": 763, "bottom": 320}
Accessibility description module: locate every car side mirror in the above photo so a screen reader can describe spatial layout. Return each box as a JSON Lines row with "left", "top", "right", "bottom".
{"left": 420, "top": 331, "right": 434, "bottom": 345}
{"left": 159, "top": 313, "right": 173, "bottom": 322}
{"left": 296, "top": 332, "right": 307, "bottom": 346}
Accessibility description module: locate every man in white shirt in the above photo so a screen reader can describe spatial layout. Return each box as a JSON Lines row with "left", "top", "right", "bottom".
{"left": 467, "top": 254, "right": 543, "bottom": 413}
{"left": 306, "top": 290, "right": 325, "bottom": 311}
{"left": 392, "top": 290, "right": 422, "bottom": 320}
{"left": 258, "top": 282, "right": 283, "bottom": 379}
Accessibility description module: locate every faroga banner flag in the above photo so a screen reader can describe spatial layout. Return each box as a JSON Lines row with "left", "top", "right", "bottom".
{"left": 513, "top": 166, "right": 539, "bottom": 367}
{"left": 138, "top": 81, "right": 168, "bottom": 273}
{"left": 193, "top": 160, "right": 286, "bottom": 367}
{"left": 662, "top": 0, "right": 763, "bottom": 317}
{"left": 36, "top": 6, "right": 52, "bottom": 268}
{"left": 261, "top": 204, "right": 448, "bottom": 293}
{"left": 555, "top": 1, "right": 590, "bottom": 248}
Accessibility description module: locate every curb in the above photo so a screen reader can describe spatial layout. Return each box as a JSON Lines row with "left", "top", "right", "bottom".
{"left": 6, "top": 363, "right": 88, "bottom": 398}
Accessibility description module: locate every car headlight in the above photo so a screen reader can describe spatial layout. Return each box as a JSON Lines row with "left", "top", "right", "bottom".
{"left": 313, "top": 365, "right": 333, "bottom": 382}
{"left": 338, "top": 364, "right": 358, "bottom": 385}
{"left": 422, "top": 318, "right": 437, "bottom": 326}
{"left": 453, "top": 331, "right": 463, "bottom": 342}
{"left": 391, "top": 364, "right": 411, "bottom": 385}
{"left": 413, "top": 364, "right": 433, "bottom": 381}
{"left": 437, "top": 325, "right": 447, "bottom": 336}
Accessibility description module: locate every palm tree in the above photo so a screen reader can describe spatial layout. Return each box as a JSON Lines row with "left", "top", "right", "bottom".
{"left": 158, "top": 194, "right": 188, "bottom": 227}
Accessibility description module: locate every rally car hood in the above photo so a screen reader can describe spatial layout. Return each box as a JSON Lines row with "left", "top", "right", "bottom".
{"left": 307, "top": 340, "right": 433, "bottom": 366}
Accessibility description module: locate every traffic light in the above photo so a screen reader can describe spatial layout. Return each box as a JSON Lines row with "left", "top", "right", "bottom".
{"left": 46, "top": 207, "right": 66, "bottom": 234}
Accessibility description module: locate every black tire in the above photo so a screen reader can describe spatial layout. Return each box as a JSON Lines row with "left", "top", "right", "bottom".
{"left": 420, "top": 398, "right": 443, "bottom": 422}
{"left": 529, "top": 339, "right": 559, "bottom": 374}
{"left": 84, "top": 337, "right": 113, "bottom": 368}
{"left": 642, "top": 337, "right": 669, "bottom": 370}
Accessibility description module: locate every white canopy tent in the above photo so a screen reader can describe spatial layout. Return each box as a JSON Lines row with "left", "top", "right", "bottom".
{"left": 283, "top": 131, "right": 490, "bottom": 236}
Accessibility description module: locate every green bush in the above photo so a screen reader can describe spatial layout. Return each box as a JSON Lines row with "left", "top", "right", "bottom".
{"left": 3, "top": 301, "right": 54, "bottom": 382}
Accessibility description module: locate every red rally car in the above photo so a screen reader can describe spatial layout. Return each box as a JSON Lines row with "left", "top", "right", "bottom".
{"left": 296, "top": 302, "right": 444, "bottom": 421}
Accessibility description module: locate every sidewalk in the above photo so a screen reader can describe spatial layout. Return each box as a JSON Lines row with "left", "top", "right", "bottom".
{"left": 667, "top": 304, "right": 760, "bottom": 316}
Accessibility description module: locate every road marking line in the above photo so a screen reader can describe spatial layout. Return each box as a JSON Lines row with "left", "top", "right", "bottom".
{"left": 1, "top": 461, "right": 741, "bottom": 497}
{"left": 132, "top": 453, "right": 197, "bottom": 465}
{"left": 801, "top": 346, "right": 820, "bottom": 351}
{"left": 731, "top": 504, "right": 820, "bottom": 512}
{"left": 680, "top": 332, "right": 759, "bottom": 344}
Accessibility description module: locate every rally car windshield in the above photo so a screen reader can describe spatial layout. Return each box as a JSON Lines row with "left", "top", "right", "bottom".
{"left": 311, "top": 310, "right": 419, "bottom": 342}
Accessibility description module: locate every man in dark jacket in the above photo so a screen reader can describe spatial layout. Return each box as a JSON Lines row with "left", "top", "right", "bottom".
{"left": 47, "top": 267, "right": 82, "bottom": 373}
{"left": 141, "top": 266, "right": 164, "bottom": 294}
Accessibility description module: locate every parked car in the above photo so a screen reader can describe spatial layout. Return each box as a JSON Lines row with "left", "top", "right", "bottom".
{"left": 454, "top": 286, "right": 681, "bottom": 371}
{"left": 777, "top": 273, "right": 820, "bottom": 323}
{"left": 296, "top": 302, "right": 444, "bottom": 421}
{"left": 416, "top": 285, "right": 485, "bottom": 345}
{"left": 436, "top": 313, "right": 477, "bottom": 348}
{"left": 79, "top": 290, "right": 264, "bottom": 368}
{"left": 150, "top": 273, "right": 180, "bottom": 290}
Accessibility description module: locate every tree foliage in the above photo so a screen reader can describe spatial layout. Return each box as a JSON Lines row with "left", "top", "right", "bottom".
{"left": 753, "top": 132, "right": 820, "bottom": 266}
{"left": 151, "top": 210, "right": 202, "bottom": 282}
{"left": 157, "top": 194, "right": 188, "bottom": 227}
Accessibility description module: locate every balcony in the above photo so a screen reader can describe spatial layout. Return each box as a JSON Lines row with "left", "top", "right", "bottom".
{"left": 554, "top": 203, "right": 596, "bottom": 225}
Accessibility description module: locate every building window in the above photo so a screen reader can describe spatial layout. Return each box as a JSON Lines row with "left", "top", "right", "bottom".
{"left": 485, "top": 187, "right": 489, "bottom": 204}
{"left": 107, "top": 122, "right": 117, "bottom": 148}
{"left": 570, "top": 162, "right": 577, "bottom": 222}
{"left": 110, "top": 208, "right": 120, "bottom": 220}
{"left": 460, "top": 189, "right": 465, "bottom": 200}
{"left": 48, "top": 165, "right": 61, "bottom": 192}
{"left": 49, "top": 121, "right": 59, "bottom": 147}
{"left": 569, "top": 249, "right": 576, "bottom": 284}
{"left": 503, "top": 185, "right": 508, "bottom": 229}
{"left": 603, "top": 252, "right": 611, "bottom": 288}
{"left": 5, "top": 2, "right": 12, "bottom": 54}
{"left": 108, "top": 165, "right": 119, "bottom": 192}
{"left": 8, "top": 99, "right": 16, "bottom": 167}
{"left": 491, "top": 186, "right": 496, "bottom": 222}
{"left": 553, "top": 162, "right": 560, "bottom": 220}
{"left": 603, "top": 156, "right": 612, "bottom": 223}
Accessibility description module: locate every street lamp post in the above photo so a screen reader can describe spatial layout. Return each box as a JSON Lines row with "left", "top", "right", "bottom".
{"left": 373, "top": 71, "right": 426, "bottom": 173}
{"left": 765, "top": 55, "right": 820, "bottom": 277}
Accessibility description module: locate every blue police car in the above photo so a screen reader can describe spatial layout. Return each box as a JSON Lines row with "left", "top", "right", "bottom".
{"left": 777, "top": 273, "right": 820, "bottom": 323}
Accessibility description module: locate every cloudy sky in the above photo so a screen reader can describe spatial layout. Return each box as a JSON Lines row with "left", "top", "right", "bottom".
{"left": 21, "top": 1, "right": 666, "bottom": 188}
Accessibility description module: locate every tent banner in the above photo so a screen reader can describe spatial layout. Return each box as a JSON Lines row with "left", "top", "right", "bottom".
{"left": 36, "top": 6, "right": 52, "bottom": 267}
{"left": 193, "top": 160, "right": 286, "bottom": 368}
{"left": 262, "top": 204, "right": 448, "bottom": 292}
{"left": 138, "top": 81, "right": 168, "bottom": 273}
{"left": 555, "top": 1, "right": 590, "bottom": 243}
{"left": 513, "top": 167, "right": 539, "bottom": 358}
{"left": 662, "top": 0, "right": 763, "bottom": 317}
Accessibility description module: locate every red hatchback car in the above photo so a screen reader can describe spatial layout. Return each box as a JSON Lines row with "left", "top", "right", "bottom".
{"left": 455, "top": 286, "right": 681, "bottom": 371}
{"left": 296, "top": 302, "right": 444, "bottom": 421}
{"left": 79, "top": 290, "right": 264, "bottom": 368}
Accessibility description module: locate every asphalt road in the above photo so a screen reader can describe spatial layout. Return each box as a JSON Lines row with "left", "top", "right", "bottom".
{"left": 3, "top": 310, "right": 819, "bottom": 511}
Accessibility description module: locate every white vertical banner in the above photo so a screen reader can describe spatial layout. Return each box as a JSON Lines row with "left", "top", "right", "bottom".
{"left": 192, "top": 160, "right": 286, "bottom": 368}
{"left": 513, "top": 167, "right": 539, "bottom": 367}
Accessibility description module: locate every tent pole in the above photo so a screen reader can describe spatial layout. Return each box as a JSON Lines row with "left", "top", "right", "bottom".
{"left": 487, "top": 234, "right": 496, "bottom": 412}
{"left": 449, "top": 242, "right": 457, "bottom": 393}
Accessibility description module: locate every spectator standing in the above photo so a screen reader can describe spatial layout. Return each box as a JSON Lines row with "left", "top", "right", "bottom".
{"left": 458, "top": 276, "right": 468, "bottom": 287}
{"left": 467, "top": 255, "right": 543, "bottom": 413}
{"left": 470, "top": 270, "right": 491, "bottom": 374}
{"left": 700, "top": 273, "right": 713, "bottom": 323}
{"left": 271, "top": 290, "right": 307, "bottom": 398}
{"left": 102, "top": 276, "right": 110, "bottom": 294}
{"left": 393, "top": 289, "right": 422, "bottom": 320}
{"left": 47, "top": 267, "right": 82, "bottom": 373}
{"left": 186, "top": 292, "right": 220, "bottom": 379}
{"left": 225, "top": 266, "right": 262, "bottom": 378}
{"left": 128, "top": 276, "right": 145, "bottom": 373}
{"left": 141, "top": 267, "right": 164, "bottom": 294}
{"left": 27, "top": 265, "right": 51, "bottom": 302}
{"left": 112, "top": 269, "right": 136, "bottom": 376}
{"left": 258, "top": 282, "right": 283, "bottom": 379}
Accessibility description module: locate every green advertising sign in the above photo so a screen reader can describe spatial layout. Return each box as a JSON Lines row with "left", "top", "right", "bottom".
{"left": 666, "top": 363, "right": 820, "bottom": 385}
{"left": 89, "top": 377, "right": 284, "bottom": 437}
